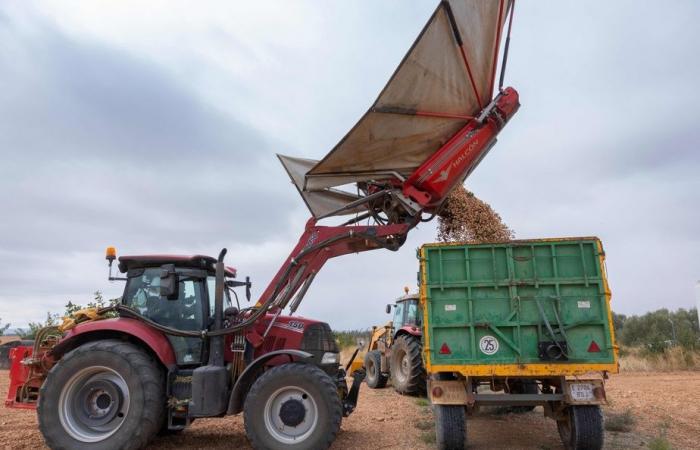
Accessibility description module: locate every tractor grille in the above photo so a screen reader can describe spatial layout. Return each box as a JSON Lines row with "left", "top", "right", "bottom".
{"left": 301, "top": 323, "right": 338, "bottom": 353}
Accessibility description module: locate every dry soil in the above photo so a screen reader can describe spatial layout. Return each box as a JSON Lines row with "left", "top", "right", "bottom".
{"left": 1, "top": 370, "right": 698, "bottom": 449}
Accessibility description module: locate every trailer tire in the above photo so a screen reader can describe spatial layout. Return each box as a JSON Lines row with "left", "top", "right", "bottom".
{"left": 364, "top": 350, "right": 388, "bottom": 389}
{"left": 37, "top": 339, "right": 164, "bottom": 450}
{"left": 557, "top": 405, "right": 604, "bottom": 450}
{"left": 390, "top": 334, "right": 426, "bottom": 395}
{"left": 434, "top": 404, "right": 466, "bottom": 450}
{"left": 244, "top": 362, "right": 342, "bottom": 450}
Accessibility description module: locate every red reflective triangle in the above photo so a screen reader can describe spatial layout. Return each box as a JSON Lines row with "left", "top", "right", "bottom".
{"left": 439, "top": 343, "right": 451, "bottom": 354}
{"left": 587, "top": 341, "right": 601, "bottom": 352}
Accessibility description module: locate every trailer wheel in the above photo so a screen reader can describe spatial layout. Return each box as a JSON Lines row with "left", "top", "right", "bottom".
{"left": 244, "top": 362, "right": 342, "bottom": 450}
{"left": 434, "top": 404, "right": 466, "bottom": 450}
{"left": 38, "top": 340, "right": 164, "bottom": 450}
{"left": 390, "top": 334, "right": 425, "bottom": 395}
{"left": 364, "top": 350, "right": 388, "bottom": 389}
{"left": 557, "top": 405, "right": 604, "bottom": 450}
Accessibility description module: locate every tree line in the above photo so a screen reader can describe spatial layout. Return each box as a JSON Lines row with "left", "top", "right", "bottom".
{"left": 613, "top": 307, "right": 698, "bottom": 353}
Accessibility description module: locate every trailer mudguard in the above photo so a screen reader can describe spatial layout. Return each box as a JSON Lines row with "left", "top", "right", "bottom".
{"left": 51, "top": 317, "right": 176, "bottom": 366}
{"left": 226, "top": 349, "right": 313, "bottom": 415}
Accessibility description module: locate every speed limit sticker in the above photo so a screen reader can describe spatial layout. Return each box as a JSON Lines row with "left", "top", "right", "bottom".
{"left": 479, "top": 335, "right": 499, "bottom": 355}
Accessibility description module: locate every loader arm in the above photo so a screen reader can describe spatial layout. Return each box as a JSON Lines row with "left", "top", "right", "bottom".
{"left": 251, "top": 219, "right": 412, "bottom": 337}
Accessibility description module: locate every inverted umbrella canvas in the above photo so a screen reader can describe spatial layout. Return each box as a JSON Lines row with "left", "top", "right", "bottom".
{"left": 279, "top": 0, "right": 514, "bottom": 219}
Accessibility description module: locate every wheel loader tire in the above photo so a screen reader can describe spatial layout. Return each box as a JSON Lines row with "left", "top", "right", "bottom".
{"left": 244, "top": 362, "right": 343, "bottom": 450}
{"left": 364, "top": 350, "right": 388, "bottom": 389}
{"left": 389, "top": 335, "right": 425, "bottom": 395}
{"left": 38, "top": 339, "right": 164, "bottom": 450}
{"left": 557, "top": 405, "right": 604, "bottom": 450}
{"left": 434, "top": 404, "right": 466, "bottom": 450}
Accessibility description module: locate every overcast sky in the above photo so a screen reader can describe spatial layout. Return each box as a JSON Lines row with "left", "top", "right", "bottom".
{"left": 1, "top": 1, "right": 698, "bottom": 331}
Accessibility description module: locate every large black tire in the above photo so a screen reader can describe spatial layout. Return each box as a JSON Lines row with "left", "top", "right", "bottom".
{"left": 389, "top": 334, "right": 425, "bottom": 395}
{"left": 37, "top": 339, "right": 164, "bottom": 450}
{"left": 434, "top": 404, "right": 466, "bottom": 450}
{"left": 364, "top": 350, "right": 388, "bottom": 389}
{"left": 557, "top": 405, "right": 604, "bottom": 450}
{"left": 243, "top": 362, "right": 343, "bottom": 450}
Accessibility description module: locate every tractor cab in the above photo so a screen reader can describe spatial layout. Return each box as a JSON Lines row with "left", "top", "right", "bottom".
{"left": 386, "top": 287, "right": 421, "bottom": 336}
{"left": 116, "top": 254, "right": 239, "bottom": 365}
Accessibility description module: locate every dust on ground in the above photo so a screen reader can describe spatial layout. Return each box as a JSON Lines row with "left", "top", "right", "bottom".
{"left": 2, "top": 370, "right": 698, "bottom": 449}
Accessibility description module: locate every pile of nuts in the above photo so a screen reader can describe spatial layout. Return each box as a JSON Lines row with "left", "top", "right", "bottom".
{"left": 437, "top": 185, "right": 513, "bottom": 243}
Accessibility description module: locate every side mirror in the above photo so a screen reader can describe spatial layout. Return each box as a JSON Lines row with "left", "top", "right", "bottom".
{"left": 160, "top": 264, "right": 180, "bottom": 300}
{"left": 385, "top": 304, "right": 392, "bottom": 314}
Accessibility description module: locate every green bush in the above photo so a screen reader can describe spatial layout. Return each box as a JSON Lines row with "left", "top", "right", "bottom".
{"left": 615, "top": 308, "right": 698, "bottom": 354}
{"left": 605, "top": 409, "right": 636, "bottom": 432}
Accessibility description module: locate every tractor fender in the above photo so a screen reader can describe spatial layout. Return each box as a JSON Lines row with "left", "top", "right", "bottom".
{"left": 226, "top": 349, "right": 312, "bottom": 415}
{"left": 395, "top": 325, "right": 422, "bottom": 339}
{"left": 50, "top": 318, "right": 176, "bottom": 366}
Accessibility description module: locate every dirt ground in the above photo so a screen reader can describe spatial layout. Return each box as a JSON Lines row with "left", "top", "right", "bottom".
{"left": 1, "top": 370, "right": 698, "bottom": 450}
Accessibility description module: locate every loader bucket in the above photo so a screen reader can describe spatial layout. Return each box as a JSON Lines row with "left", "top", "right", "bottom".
{"left": 282, "top": 0, "right": 515, "bottom": 218}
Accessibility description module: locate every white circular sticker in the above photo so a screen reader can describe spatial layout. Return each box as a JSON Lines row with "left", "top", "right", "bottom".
{"left": 479, "top": 335, "right": 499, "bottom": 355}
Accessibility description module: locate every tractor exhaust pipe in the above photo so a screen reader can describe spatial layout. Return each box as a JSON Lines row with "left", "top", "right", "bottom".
{"left": 189, "top": 248, "right": 229, "bottom": 417}
{"left": 210, "top": 248, "right": 227, "bottom": 366}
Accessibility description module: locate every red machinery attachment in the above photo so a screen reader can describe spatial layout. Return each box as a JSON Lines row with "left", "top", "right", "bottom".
{"left": 5, "top": 346, "right": 39, "bottom": 409}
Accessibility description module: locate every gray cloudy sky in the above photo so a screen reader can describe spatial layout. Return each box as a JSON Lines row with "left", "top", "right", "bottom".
{"left": 1, "top": 1, "right": 698, "bottom": 331}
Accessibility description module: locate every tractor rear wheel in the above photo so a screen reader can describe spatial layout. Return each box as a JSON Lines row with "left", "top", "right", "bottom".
{"left": 389, "top": 335, "right": 425, "bottom": 395}
{"left": 244, "top": 362, "right": 343, "bottom": 450}
{"left": 364, "top": 350, "right": 388, "bottom": 389}
{"left": 434, "top": 404, "right": 466, "bottom": 450}
{"left": 38, "top": 339, "right": 164, "bottom": 450}
{"left": 557, "top": 405, "right": 604, "bottom": 450}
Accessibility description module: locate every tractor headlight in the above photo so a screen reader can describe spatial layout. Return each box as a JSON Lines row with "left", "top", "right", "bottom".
{"left": 321, "top": 352, "right": 339, "bottom": 365}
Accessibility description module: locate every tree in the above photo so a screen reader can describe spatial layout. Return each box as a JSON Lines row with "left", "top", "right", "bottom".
{"left": 0, "top": 317, "right": 10, "bottom": 336}
{"left": 17, "top": 312, "right": 60, "bottom": 340}
{"left": 612, "top": 312, "right": 626, "bottom": 334}
{"left": 65, "top": 291, "right": 118, "bottom": 318}
{"left": 617, "top": 307, "right": 699, "bottom": 353}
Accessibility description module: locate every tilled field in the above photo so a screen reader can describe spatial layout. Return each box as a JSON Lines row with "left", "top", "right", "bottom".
{"left": 1, "top": 370, "right": 698, "bottom": 449}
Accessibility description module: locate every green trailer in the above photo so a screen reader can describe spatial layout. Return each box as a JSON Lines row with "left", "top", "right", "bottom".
{"left": 419, "top": 237, "right": 618, "bottom": 450}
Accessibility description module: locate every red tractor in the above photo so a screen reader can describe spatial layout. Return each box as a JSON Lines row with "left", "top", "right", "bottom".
{"left": 364, "top": 290, "right": 425, "bottom": 395}
{"left": 6, "top": 228, "right": 407, "bottom": 450}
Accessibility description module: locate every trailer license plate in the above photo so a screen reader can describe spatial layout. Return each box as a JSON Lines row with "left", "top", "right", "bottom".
{"left": 569, "top": 383, "right": 595, "bottom": 401}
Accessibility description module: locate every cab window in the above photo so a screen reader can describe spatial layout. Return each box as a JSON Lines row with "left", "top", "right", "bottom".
{"left": 393, "top": 302, "right": 405, "bottom": 329}
{"left": 406, "top": 301, "right": 419, "bottom": 326}
{"left": 207, "top": 276, "right": 233, "bottom": 316}
{"left": 123, "top": 268, "right": 205, "bottom": 365}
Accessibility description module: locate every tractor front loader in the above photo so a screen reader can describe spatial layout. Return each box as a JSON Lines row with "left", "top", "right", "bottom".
{"left": 364, "top": 289, "right": 426, "bottom": 395}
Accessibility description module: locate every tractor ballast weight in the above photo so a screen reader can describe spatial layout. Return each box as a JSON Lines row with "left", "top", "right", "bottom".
{"left": 6, "top": 1, "right": 520, "bottom": 449}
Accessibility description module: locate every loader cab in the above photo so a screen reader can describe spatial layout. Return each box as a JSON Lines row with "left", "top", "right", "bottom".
{"left": 119, "top": 255, "right": 236, "bottom": 365}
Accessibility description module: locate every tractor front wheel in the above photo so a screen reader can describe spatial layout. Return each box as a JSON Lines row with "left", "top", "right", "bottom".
{"left": 38, "top": 339, "right": 164, "bottom": 450}
{"left": 389, "top": 335, "right": 425, "bottom": 395}
{"left": 244, "top": 362, "right": 343, "bottom": 450}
